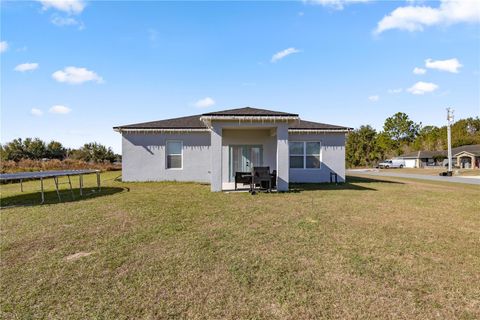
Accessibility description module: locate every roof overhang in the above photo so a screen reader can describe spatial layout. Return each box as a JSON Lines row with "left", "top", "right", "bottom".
{"left": 113, "top": 127, "right": 209, "bottom": 133}
{"left": 288, "top": 128, "right": 352, "bottom": 134}
{"left": 114, "top": 127, "right": 352, "bottom": 134}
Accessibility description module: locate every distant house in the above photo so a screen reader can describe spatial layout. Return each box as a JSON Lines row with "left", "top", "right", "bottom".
{"left": 113, "top": 107, "right": 352, "bottom": 191}
{"left": 397, "top": 144, "right": 480, "bottom": 169}
{"left": 453, "top": 144, "right": 480, "bottom": 169}
{"left": 397, "top": 150, "right": 447, "bottom": 168}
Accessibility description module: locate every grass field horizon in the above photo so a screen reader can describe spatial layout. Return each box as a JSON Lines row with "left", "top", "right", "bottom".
{"left": 1, "top": 172, "right": 479, "bottom": 319}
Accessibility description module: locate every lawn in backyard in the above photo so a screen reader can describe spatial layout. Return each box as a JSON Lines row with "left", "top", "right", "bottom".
{"left": 1, "top": 171, "right": 479, "bottom": 319}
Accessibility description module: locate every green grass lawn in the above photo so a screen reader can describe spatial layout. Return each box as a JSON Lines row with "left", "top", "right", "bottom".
{"left": 1, "top": 172, "right": 479, "bottom": 319}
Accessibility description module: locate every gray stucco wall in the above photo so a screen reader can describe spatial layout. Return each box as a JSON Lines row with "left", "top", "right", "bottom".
{"left": 120, "top": 129, "right": 346, "bottom": 185}
{"left": 288, "top": 132, "right": 346, "bottom": 183}
{"left": 121, "top": 132, "right": 211, "bottom": 183}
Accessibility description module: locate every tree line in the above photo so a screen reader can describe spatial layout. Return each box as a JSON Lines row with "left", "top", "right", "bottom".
{"left": 346, "top": 112, "right": 480, "bottom": 168}
{"left": 0, "top": 138, "right": 120, "bottom": 163}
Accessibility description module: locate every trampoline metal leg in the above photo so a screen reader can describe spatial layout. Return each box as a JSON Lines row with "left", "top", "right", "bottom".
{"left": 20, "top": 179, "right": 23, "bottom": 192}
{"left": 79, "top": 175, "right": 83, "bottom": 196}
{"left": 96, "top": 172, "right": 101, "bottom": 192}
{"left": 67, "top": 175, "right": 74, "bottom": 200}
{"left": 40, "top": 178, "right": 45, "bottom": 204}
{"left": 53, "top": 177, "right": 61, "bottom": 202}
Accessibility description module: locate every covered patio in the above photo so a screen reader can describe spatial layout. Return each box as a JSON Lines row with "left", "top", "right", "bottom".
{"left": 201, "top": 110, "right": 298, "bottom": 192}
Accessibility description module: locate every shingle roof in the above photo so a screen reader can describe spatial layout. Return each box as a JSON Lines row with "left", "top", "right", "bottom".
{"left": 452, "top": 144, "right": 480, "bottom": 156}
{"left": 290, "top": 119, "right": 352, "bottom": 131}
{"left": 113, "top": 115, "right": 205, "bottom": 130}
{"left": 202, "top": 107, "right": 298, "bottom": 117}
{"left": 399, "top": 144, "right": 480, "bottom": 158}
{"left": 113, "top": 107, "right": 351, "bottom": 131}
{"left": 399, "top": 150, "right": 447, "bottom": 159}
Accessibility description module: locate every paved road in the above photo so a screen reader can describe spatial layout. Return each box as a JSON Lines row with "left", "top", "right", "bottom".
{"left": 347, "top": 169, "right": 480, "bottom": 186}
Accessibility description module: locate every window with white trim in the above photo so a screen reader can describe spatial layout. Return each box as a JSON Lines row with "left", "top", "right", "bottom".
{"left": 289, "top": 141, "right": 321, "bottom": 169}
{"left": 166, "top": 141, "right": 183, "bottom": 169}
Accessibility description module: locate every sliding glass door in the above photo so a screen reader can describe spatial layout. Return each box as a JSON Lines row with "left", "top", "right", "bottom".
{"left": 229, "top": 145, "right": 263, "bottom": 182}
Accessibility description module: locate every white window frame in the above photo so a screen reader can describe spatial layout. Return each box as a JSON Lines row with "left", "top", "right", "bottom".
{"left": 166, "top": 140, "right": 183, "bottom": 170}
{"left": 289, "top": 141, "right": 322, "bottom": 170}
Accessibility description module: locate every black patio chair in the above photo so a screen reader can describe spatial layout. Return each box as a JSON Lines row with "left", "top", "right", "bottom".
{"left": 270, "top": 170, "right": 277, "bottom": 189}
{"left": 252, "top": 167, "right": 271, "bottom": 192}
{"left": 234, "top": 172, "right": 252, "bottom": 190}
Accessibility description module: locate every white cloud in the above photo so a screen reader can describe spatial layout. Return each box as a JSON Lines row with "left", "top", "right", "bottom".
{"left": 425, "top": 58, "right": 462, "bottom": 73}
{"left": 194, "top": 97, "right": 215, "bottom": 108}
{"left": 14, "top": 63, "right": 39, "bottom": 72}
{"left": 305, "top": 0, "right": 370, "bottom": 10}
{"left": 38, "top": 0, "right": 86, "bottom": 14}
{"left": 31, "top": 108, "right": 43, "bottom": 116}
{"left": 388, "top": 88, "right": 403, "bottom": 94}
{"left": 0, "top": 41, "right": 8, "bottom": 53}
{"left": 271, "top": 47, "right": 301, "bottom": 63}
{"left": 49, "top": 105, "right": 71, "bottom": 114}
{"left": 413, "top": 67, "right": 426, "bottom": 75}
{"left": 52, "top": 66, "right": 103, "bottom": 84}
{"left": 407, "top": 81, "right": 439, "bottom": 95}
{"left": 51, "top": 15, "right": 84, "bottom": 29}
{"left": 375, "top": 0, "right": 480, "bottom": 34}
{"left": 368, "top": 95, "right": 380, "bottom": 102}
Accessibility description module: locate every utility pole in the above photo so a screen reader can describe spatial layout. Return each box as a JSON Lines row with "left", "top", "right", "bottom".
{"left": 446, "top": 107, "right": 454, "bottom": 175}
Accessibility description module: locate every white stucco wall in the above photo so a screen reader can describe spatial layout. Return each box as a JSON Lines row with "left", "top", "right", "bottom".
{"left": 121, "top": 132, "right": 211, "bottom": 182}
{"left": 288, "top": 132, "right": 346, "bottom": 183}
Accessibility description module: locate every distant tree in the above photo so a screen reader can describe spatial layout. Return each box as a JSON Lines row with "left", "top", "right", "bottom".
{"left": 70, "top": 142, "right": 116, "bottom": 163}
{"left": 47, "top": 141, "right": 66, "bottom": 160}
{"left": 3, "top": 138, "right": 26, "bottom": 161}
{"left": 383, "top": 112, "right": 421, "bottom": 155}
{"left": 375, "top": 132, "right": 395, "bottom": 158}
{"left": 384, "top": 112, "right": 421, "bottom": 143}
{"left": 346, "top": 125, "right": 384, "bottom": 167}
{"left": 23, "top": 138, "right": 47, "bottom": 160}
{"left": 0, "top": 144, "right": 7, "bottom": 162}
{"left": 412, "top": 125, "right": 444, "bottom": 151}
{"left": 451, "top": 117, "right": 480, "bottom": 147}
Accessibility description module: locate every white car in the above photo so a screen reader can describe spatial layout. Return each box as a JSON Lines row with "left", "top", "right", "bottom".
{"left": 378, "top": 159, "right": 405, "bottom": 169}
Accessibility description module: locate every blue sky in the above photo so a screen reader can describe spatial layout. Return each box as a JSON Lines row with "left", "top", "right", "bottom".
{"left": 1, "top": 0, "right": 479, "bottom": 153}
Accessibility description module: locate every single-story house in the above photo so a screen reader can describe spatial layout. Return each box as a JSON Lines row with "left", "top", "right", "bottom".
{"left": 397, "top": 144, "right": 480, "bottom": 169}
{"left": 452, "top": 144, "right": 480, "bottom": 169}
{"left": 113, "top": 107, "right": 352, "bottom": 191}
{"left": 396, "top": 150, "right": 447, "bottom": 168}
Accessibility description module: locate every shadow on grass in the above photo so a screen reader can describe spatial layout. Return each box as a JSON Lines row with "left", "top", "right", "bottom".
{"left": 287, "top": 175, "right": 404, "bottom": 193}
{"left": 0, "top": 187, "right": 129, "bottom": 208}
{"left": 346, "top": 175, "right": 404, "bottom": 184}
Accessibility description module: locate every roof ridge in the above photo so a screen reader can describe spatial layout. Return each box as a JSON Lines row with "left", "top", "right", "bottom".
{"left": 201, "top": 106, "right": 298, "bottom": 117}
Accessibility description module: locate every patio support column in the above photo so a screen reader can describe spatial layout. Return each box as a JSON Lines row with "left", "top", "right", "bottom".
{"left": 276, "top": 123, "right": 289, "bottom": 191}
{"left": 210, "top": 124, "right": 223, "bottom": 192}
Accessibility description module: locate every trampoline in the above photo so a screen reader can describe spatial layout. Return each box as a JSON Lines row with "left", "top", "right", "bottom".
{"left": 0, "top": 169, "right": 101, "bottom": 204}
